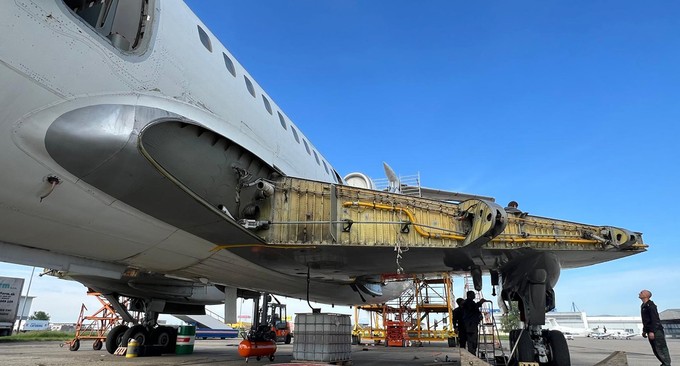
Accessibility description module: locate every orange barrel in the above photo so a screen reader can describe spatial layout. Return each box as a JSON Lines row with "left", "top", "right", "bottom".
{"left": 175, "top": 325, "right": 196, "bottom": 355}
{"left": 238, "top": 339, "right": 277, "bottom": 359}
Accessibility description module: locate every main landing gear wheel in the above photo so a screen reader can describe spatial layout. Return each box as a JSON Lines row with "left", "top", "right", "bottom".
{"left": 545, "top": 330, "right": 570, "bottom": 366}
{"left": 509, "top": 329, "right": 534, "bottom": 366}
{"left": 105, "top": 324, "right": 129, "bottom": 354}
{"left": 121, "top": 324, "right": 150, "bottom": 347}
{"left": 150, "top": 326, "right": 177, "bottom": 353}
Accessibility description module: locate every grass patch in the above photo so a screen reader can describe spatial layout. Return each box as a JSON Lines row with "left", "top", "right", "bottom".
{"left": 0, "top": 331, "right": 75, "bottom": 342}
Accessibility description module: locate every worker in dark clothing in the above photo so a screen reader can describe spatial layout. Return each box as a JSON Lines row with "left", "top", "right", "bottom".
{"left": 639, "top": 289, "right": 672, "bottom": 366}
{"left": 462, "top": 290, "right": 489, "bottom": 355}
{"left": 452, "top": 298, "right": 466, "bottom": 349}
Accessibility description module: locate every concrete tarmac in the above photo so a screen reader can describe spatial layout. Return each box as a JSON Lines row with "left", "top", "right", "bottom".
{"left": 0, "top": 337, "right": 678, "bottom": 365}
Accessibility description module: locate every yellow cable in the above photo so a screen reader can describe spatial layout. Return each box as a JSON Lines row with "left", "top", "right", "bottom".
{"left": 343, "top": 201, "right": 605, "bottom": 246}
{"left": 342, "top": 201, "right": 466, "bottom": 240}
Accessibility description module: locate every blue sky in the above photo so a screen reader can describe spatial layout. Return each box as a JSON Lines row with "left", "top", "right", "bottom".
{"left": 3, "top": 1, "right": 680, "bottom": 322}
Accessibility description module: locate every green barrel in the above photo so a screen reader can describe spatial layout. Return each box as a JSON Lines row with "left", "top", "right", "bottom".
{"left": 175, "top": 325, "right": 196, "bottom": 355}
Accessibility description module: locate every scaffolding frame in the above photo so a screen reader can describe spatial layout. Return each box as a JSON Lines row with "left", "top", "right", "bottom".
{"left": 352, "top": 273, "right": 457, "bottom": 346}
{"left": 66, "top": 291, "right": 126, "bottom": 351}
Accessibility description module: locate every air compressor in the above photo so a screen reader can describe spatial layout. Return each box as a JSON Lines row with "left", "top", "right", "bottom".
{"left": 237, "top": 293, "right": 278, "bottom": 362}
{"left": 238, "top": 337, "right": 276, "bottom": 362}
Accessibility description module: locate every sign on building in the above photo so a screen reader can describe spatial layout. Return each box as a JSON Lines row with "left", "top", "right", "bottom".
{"left": 0, "top": 277, "right": 25, "bottom": 336}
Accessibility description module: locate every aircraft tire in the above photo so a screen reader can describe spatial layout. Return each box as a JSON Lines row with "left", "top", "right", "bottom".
{"left": 546, "top": 330, "right": 570, "bottom": 366}
{"left": 509, "top": 329, "right": 534, "bottom": 366}
{"left": 150, "top": 326, "right": 177, "bottom": 353}
{"left": 121, "top": 324, "right": 149, "bottom": 347}
{"left": 106, "top": 324, "right": 129, "bottom": 354}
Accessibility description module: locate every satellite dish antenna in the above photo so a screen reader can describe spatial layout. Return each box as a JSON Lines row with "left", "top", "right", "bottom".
{"left": 383, "top": 162, "right": 401, "bottom": 193}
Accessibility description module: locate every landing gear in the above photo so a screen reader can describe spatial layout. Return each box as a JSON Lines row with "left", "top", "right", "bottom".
{"left": 544, "top": 330, "right": 570, "bottom": 366}
{"left": 501, "top": 252, "right": 571, "bottom": 365}
{"left": 105, "top": 324, "right": 129, "bottom": 354}
{"left": 102, "top": 296, "right": 180, "bottom": 354}
{"left": 151, "top": 326, "right": 177, "bottom": 351}
{"left": 104, "top": 323, "right": 178, "bottom": 354}
{"left": 508, "top": 328, "right": 570, "bottom": 366}
{"left": 509, "top": 330, "right": 534, "bottom": 365}
{"left": 121, "top": 324, "right": 149, "bottom": 347}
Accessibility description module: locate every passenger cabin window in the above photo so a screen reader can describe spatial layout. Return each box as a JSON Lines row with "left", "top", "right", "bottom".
{"left": 291, "top": 126, "right": 300, "bottom": 143}
{"left": 262, "top": 95, "right": 273, "bottom": 115}
{"left": 244, "top": 76, "right": 256, "bottom": 97}
{"left": 197, "top": 25, "right": 212, "bottom": 52}
{"left": 63, "top": 0, "right": 151, "bottom": 52}
{"left": 303, "top": 139, "right": 311, "bottom": 155}
{"left": 223, "top": 53, "right": 236, "bottom": 76}
{"left": 277, "top": 112, "right": 287, "bottom": 130}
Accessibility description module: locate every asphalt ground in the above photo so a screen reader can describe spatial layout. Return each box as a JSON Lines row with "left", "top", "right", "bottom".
{"left": 0, "top": 337, "right": 678, "bottom": 365}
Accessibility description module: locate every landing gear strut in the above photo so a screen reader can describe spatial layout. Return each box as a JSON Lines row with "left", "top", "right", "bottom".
{"left": 501, "top": 252, "right": 571, "bottom": 366}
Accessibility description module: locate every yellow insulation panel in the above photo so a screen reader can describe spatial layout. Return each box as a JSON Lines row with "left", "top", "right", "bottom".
{"left": 260, "top": 178, "right": 466, "bottom": 247}
{"left": 256, "top": 177, "right": 645, "bottom": 252}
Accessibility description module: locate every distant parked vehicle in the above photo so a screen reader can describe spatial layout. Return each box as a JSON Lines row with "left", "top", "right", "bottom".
{"left": 196, "top": 327, "right": 239, "bottom": 339}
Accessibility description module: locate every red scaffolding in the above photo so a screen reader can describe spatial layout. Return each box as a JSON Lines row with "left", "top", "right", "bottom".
{"left": 66, "top": 291, "right": 124, "bottom": 351}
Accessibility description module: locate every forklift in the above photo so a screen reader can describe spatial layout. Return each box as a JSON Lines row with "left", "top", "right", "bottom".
{"left": 237, "top": 293, "right": 294, "bottom": 361}
{"left": 268, "top": 299, "right": 292, "bottom": 344}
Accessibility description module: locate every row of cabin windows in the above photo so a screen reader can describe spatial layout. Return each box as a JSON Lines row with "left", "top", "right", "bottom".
{"left": 196, "top": 25, "right": 338, "bottom": 181}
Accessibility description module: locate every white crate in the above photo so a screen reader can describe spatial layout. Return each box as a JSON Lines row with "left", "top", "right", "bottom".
{"left": 293, "top": 313, "right": 351, "bottom": 362}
